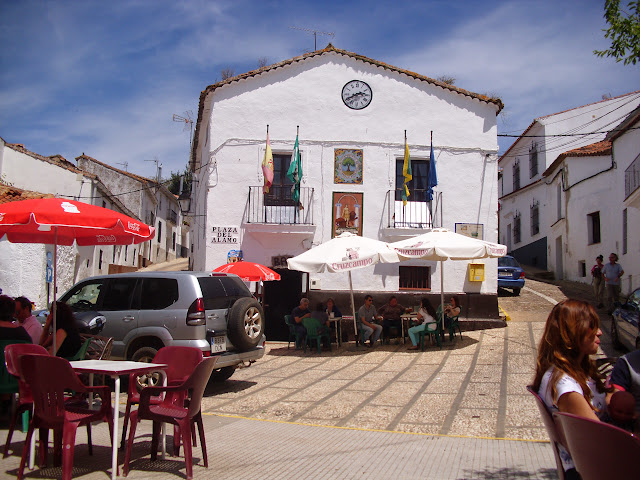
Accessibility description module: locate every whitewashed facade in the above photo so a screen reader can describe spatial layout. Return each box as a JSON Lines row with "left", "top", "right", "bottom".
{"left": 189, "top": 46, "right": 504, "bottom": 329}
{"left": 498, "top": 91, "right": 640, "bottom": 277}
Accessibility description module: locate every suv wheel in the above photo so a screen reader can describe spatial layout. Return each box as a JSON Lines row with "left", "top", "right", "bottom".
{"left": 611, "top": 317, "right": 623, "bottom": 350}
{"left": 210, "top": 366, "right": 236, "bottom": 382}
{"left": 131, "top": 346, "right": 162, "bottom": 391}
{"left": 228, "top": 297, "right": 264, "bottom": 351}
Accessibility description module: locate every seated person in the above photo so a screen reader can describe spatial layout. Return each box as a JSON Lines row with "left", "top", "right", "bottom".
{"left": 443, "top": 296, "right": 461, "bottom": 327}
{"left": 39, "top": 301, "right": 82, "bottom": 357}
{"left": 291, "top": 297, "right": 312, "bottom": 344}
{"left": 14, "top": 296, "right": 42, "bottom": 344}
{"left": 325, "top": 298, "right": 342, "bottom": 319}
{"left": 610, "top": 349, "right": 640, "bottom": 432}
{"left": 608, "top": 390, "right": 637, "bottom": 432}
{"left": 0, "top": 295, "right": 31, "bottom": 343}
{"left": 378, "top": 295, "right": 409, "bottom": 342}
{"left": 311, "top": 303, "right": 331, "bottom": 329}
{"left": 358, "top": 295, "right": 382, "bottom": 347}
{"left": 407, "top": 298, "right": 438, "bottom": 350}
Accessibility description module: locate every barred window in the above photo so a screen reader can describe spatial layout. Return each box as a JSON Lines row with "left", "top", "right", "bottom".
{"left": 529, "top": 143, "right": 538, "bottom": 178}
{"left": 530, "top": 202, "right": 539, "bottom": 236}
{"left": 514, "top": 215, "right": 521, "bottom": 244}
{"left": 513, "top": 161, "right": 520, "bottom": 191}
{"left": 399, "top": 266, "right": 431, "bottom": 290}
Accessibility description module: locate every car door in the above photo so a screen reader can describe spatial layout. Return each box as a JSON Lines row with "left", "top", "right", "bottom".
{"left": 98, "top": 277, "right": 139, "bottom": 358}
{"left": 618, "top": 289, "right": 640, "bottom": 350}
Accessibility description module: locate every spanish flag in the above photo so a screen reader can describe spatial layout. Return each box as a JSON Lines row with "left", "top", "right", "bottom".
{"left": 262, "top": 133, "right": 274, "bottom": 193}
{"left": 402, "top": 137, "right": 412, "bottom": 206}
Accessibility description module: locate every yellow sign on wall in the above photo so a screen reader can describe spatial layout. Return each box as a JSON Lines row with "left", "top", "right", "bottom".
{"left": 469, "top": 263, "right": 485, "bottom": 282}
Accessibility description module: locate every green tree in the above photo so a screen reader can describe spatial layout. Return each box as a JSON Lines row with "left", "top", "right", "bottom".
{"left": 166, "top": 168, "right": 192, "bottom": 197}
{"left": 594, "top": 0, "right": 640, "bottom": 65}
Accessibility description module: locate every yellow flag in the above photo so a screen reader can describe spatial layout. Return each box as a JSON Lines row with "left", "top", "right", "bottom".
{"left": 402, "top": 141, "right": 412, "bottom": 206}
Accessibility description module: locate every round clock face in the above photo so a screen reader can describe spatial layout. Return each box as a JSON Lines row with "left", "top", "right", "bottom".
{"left": 341, "top": 80, "right": 372, "bottom": 110}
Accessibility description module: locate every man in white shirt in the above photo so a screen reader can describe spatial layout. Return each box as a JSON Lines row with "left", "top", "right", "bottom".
{"left": 14, "top": 296, "right": 42, "bottom": 344}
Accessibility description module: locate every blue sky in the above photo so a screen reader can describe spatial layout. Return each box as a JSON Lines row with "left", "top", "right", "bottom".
{"left": 1, "top": 0, "right": 638, "bottom": 180}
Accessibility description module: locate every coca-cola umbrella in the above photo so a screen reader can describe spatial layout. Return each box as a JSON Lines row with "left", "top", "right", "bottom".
{"left": 0, "top": 198, "right": 155, "bottom": 350}
{"left": 213, "top": 260, "right": 281, "bottom": 282}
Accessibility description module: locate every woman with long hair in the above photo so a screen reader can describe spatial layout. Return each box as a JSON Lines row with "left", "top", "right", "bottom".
{"left": 39, "top": 301, "right": 82, "bottom": 357}
{"left": 407, "top": 297, "right": 438, "bottom": 350}
{"left": 533, "top": 299, "right": 613, "bottom": 478}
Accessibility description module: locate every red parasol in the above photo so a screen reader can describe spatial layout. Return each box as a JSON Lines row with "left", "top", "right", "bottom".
{"left": 213, "top": 261, "right": 281, "bottom": 282}
{"left": 0, "top": 198, "right": 155, "bottom": 350}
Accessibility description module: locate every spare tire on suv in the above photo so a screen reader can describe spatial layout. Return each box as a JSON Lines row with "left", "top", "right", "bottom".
{"left": 227, "top": 297, "right": 264, "bottom": 351}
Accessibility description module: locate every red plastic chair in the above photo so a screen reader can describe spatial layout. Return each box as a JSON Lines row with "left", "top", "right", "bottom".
{"left": 123, "top": 356, "right": 217, "bottom": 480}
{"left": 526, "top": 385, "right": 569, "bottom": 480}
{"left": 120, "top": 346, "right": 204, "bottom": 452}
{"left": 553, "top": 411, "right": 640, "bottom": 480}
{"left": 17, "top": 354, "right": 114, "bottom": 480}
{"left": 3, "top": 343, "right": 49, "bottom": 458}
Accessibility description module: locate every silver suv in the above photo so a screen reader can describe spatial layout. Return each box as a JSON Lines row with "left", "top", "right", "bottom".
{"left": 57, "top": 271, "right": 266, "bottom": 381}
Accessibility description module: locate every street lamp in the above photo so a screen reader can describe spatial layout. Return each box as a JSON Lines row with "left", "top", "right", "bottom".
{"left": 178, "top": 191, "right": 191, "bottom": 216}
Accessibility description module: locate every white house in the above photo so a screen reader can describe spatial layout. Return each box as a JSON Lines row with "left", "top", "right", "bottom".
{"left": 0, "top": 140, "right": 143, "bottom": 308}
{"left": 77, "top": 155, "right": 188, "bottom": 267}
{"left": 188, "top": 45, "right": 505, "bottom": 337}
{"left": 498, "top": 91, "right": 640, "bottom": 277}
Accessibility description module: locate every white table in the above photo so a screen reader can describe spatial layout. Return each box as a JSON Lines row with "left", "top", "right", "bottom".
{"left": 328, "top": 316, "right": 342, "bottom": 346}
{"left": 400, "top": 313, "right": 419, "bottom": 344}
{"left": 70, "top": 360, "right": 168, "bottom": 480}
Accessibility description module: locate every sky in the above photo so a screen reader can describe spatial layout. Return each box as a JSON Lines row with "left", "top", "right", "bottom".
{"left": 1, "top": 0, "right": 638, "bottom": 180}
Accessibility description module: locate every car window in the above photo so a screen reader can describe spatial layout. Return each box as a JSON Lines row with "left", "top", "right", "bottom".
{"left": 62, "top": 279, "right": 105, "bottom": 310}
{"left": 101, "top": 278, "right": 138, "bottom": 311}
{"left": 219, "top": 276, "right": 253, "bottom": 298}
{"left": 198, "top": 277, "right": 231, "bottom": 310}
{"left": 140, "top": 278, "right": 179, "bottom": 310}
{"left": 498, "top": 257, "right": 520, "bottom": 268}
{"left": 628, "top": 289, "right": 640, "bottom": 309}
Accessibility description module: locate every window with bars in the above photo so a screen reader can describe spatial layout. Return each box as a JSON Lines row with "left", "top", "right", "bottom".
{"left": 513, "top": 161, "right": 520, "bottom": 191}
{"left": 529, "top": 143, "right": 538, "bottom": 178}
{"left": 395, "top": 159, "right": 430, "bottom": 202}
{"left": 399, "top": 266, "right": 431, "bottom": 290}
{"left": 514, "top": 215, "right": 521, "bottom": 244}
{"left": 530, "top": 202, "right": 539, "bottom": 236}
{"left": 264, "top": 153, "right": 296, "bottom": 206}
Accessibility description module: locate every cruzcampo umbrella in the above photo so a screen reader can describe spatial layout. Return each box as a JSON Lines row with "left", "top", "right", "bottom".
{"left": 0, "top": 197, "right": 155, "bottom": 351}
{"left": 390, "top": 228, "right": 507, "bottom": 329}
{"left": 213, "top": 260, "right": 281, "bottom": 281}
{"left": 287, "top": 232, "right": 399, "bottom": 339}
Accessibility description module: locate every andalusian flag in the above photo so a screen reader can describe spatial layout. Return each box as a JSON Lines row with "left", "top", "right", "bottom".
{"left": 262, "top": 133, "right": 274, "bottom": 193}
{"left": 287, "top": 132, "right": 302, "bottom": 203}
{"left": 402, "top": 137, "right": 412, "bottom": 206}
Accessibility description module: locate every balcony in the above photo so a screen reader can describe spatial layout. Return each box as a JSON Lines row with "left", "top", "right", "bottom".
{"left": 380, "top": 190, "right": 441, "bottom": 240}
{"left": 167, "top": 208, "right": 178, "bottom": 225}
{"left": 625, "top": 154, "right": 640, "bottom": 200}
{"left": 247, "top": 186, "right": 314, "bottom": 225}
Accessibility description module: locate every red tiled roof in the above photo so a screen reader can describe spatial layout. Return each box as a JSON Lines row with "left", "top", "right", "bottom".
{"left": 0, "top": 184, "right": 54, "bottom": 205}
{"left": 76, "top": 154, "right": 155, "bottom": 186}
{"left": 191, "top": 44, "right": 504, "bottom": 170}
{"left": 542, "top": 141, "right": 612, "bottom": 177}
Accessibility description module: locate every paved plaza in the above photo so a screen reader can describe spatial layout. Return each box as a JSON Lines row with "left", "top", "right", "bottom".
{"left": 1, "top": 277, "right": 618, "bottom": 479}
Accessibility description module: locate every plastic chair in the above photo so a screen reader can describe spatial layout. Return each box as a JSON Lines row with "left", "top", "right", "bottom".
{"left": 553, "top": 411, "right": 640, "bottom": 480}
{"left": 526, "top": 385, "right": 568, "bottom": 480}
{"left": 120, "top": 346, "right": 204, "bottom": 451}
{"left": 63, "top": 337, "right": 92, "bottom": 361}
{"left": 447, "top": 313, "right": 462, "bottom": 341}
{"left": 302, "top": 317, "right": 331, "bottom": 354}
{"left": 3, "top": 343, "right": 49, "bottom": 458}
{"left": 17, "top": 354, "right": 113, "bottom": 480}
{"left": 123, "top": 356, "right": 218, "bottom": 480}
{"left": 81, "top": 334, "right": 114, "bottom": 360}
{"left": 417, "top": 319, "right": 441, "bottom": 350}
{"left": 284, "top": 314, "right": 302, "bottom": 349}
{"left": 0, "top": 339, "right": 30, "bottom": 396}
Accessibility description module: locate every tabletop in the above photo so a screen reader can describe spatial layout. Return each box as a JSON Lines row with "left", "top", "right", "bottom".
{"left": 70, "top": 359, "right": 168, "bottom": 376}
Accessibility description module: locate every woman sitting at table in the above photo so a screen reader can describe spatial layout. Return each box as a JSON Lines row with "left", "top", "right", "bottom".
{"left": 533, "top": 299, "right": 613, "bottom": 480}
{"left": 443, "top": 296, "right": 461, "bottom": 327}
{"left": 325, "top": 298, "right": 342, "bottom": 319}
{"left": 407, "top": 298, "right": 438, "bottom": 350}
{"left": 39, "top": 301, "right": 82, "bottom": 357}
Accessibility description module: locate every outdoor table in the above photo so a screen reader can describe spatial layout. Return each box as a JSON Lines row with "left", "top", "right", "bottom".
{"left": 70, "top": 359, "right": 168, "bottom": 480}
{"left": 400, "top": 313, "right": 419, "bottom": 344}
{"left": 329, "top": 316, "right": 342, "bottom": 346}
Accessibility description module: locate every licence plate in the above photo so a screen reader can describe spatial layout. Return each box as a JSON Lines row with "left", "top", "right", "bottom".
{"left": 499, "top": 272, "right": 512, "bottom": 277}
{"left": 210, "top": 335, "right": 227, "bottom": 353}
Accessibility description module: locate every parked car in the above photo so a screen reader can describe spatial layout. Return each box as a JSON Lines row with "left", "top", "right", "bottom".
{"left": 498, "top": 255, "right": 525, "bottom": 296}
{"left": 611, "top": 287, "right": 640, "bottom": 351}
{"left": 55, "top": 271, "right": 266, "bottom": 382}
{"left": 34, "top": 308, "right": 107, "bottom": 335}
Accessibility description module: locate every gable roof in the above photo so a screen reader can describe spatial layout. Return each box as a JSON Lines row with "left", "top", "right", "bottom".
{"left": 605, "top": 103, "right": 640, "bottom": 142}
{"left": 190, "top": 44, "right": 504, "bottom": 170}
{"left": 7, "top": 143, "right": 84, "bottom": 175}
{"left": 542, "top": 140, "right": 612, "bottom": 177}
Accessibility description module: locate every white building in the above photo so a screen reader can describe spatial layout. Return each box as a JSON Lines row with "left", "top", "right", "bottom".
{"left": 498, "top": 91, "right": 640, "bottom": 278}
{"left": 0, "top": 140, "right": 143, "bottom": 308}
{"left": 189, "top": 45, "right": 505, "bottom": 337}
{"left": 77, "top": 155, "right": 188, "bottom": 266}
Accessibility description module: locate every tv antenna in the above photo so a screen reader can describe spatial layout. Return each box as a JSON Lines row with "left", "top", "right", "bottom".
{"left": 173, "top": 111, "right": 195, "bottom": 150}
{"left": 289, "top": 26, "right": 335, "bottom": 51}
{"left": 116, "top": 161, "right": 128, "bottom": 172}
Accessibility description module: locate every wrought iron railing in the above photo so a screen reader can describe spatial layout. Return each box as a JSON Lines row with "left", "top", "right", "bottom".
{"left": 247, "top": 186, "right": 314, "bottom": 225}
{"left": 383, "top": 190, "right": 442, "bottom": 229}
{"left": 625, "top": 154, "right": 640, "bottom": 199}
{"left": 167, "top": 208, "right": 178, "bottom": 225}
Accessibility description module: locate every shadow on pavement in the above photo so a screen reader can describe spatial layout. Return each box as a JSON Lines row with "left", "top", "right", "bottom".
{"left": 462, "top": 466, "right": 558, "bottom": 479}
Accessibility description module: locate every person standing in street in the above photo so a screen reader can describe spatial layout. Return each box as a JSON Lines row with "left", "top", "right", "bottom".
{"left": 602, "top": 253, "right": 624, "bottom": 312}
{"left": 591, "top": 255, "right": 605, "bottom": 309}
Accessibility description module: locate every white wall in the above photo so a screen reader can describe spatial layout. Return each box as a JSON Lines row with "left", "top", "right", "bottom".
{"left": 194, "top": 53, "right": 501, "bottom": 296}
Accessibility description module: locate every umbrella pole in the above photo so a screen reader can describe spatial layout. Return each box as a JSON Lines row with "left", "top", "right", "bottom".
{"left": 52, "top": 227, "right": 58, "bottom": 354}
{"left": 440, "top": 260, "right": 445, "bottom": 331}
{"left": 348, "top": 271, "right": 357, "bottom": 343}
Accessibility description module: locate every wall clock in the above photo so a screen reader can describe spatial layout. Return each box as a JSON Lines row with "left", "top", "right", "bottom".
{"left": 341, "top": 80, "right": 372, "bottom": 110}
